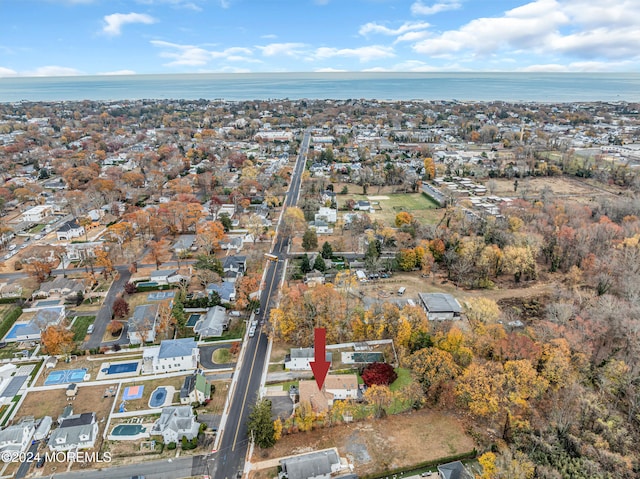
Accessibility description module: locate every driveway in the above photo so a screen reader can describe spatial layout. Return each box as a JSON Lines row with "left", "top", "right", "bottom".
{"left": 198, "top": 344, "right": 235, "bottom": 370}
{"left": 83, "top": 266, "right": 132, "bottom": 350}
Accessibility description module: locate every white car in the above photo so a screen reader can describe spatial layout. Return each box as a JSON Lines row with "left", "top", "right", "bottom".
{"left": 248, "top": 326, "right": 256, "bottom": 338}
{"left": 8, "top": 244, "right": 16, "bottom": 251}
{"left": 34, "top": 234, "right": 42, "bottom": 240}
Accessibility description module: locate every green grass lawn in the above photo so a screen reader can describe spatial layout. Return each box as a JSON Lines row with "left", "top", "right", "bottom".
{"left": 71, "top": 315, "right": 95, "bottom": 342}
{"left": 387, "top": 367, "right": 417, "bottom": 414}
{"left": 28, "top": 224, "right": 45, "bottom": 233}
{"left": 212, "top": 348, "right": 231, "bottom": 364}
{"left": 268, "top": 380, "right": 299, "bottom": 391}
{"left": 341, "top": 192, "right": 443, "bottom": 226}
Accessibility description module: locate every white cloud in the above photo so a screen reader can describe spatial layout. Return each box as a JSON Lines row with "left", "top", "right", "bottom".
{"left": 135, "top": 0, "right": 203, "bottom": 11}
{"left": 521, "top": 59, "right": 635, "bottom": 72}
{"left": 24, "top": 66, "right": 83, "bottom": 77}
{"left": 151, "top": 40, "right": 255, "bottom": 66}
{"left": 411, "top": 0, "right": 640, "bottom": 68}
{"left": 0, "top": 67, "right": 18, "bottom": 77}
{"left": 411, "top": 1, "right": 461, "bottom": 16}
{"left": 261, "top": 34, "right": 277, "bottom": 39}
{"left": 98, "top": 69, "right": 137, "bottom": 75}
{"left": 314, "top": 67, "right": 347, "bottom": 72}
{"left": 103, "top": 12, "right": 156, "bottom": 36}
{"left": 359, "top": 21, "right": 430, "bottom": 37}
{"left": 257, "top": 43, "right": 307, "bottom": 58}
{"left": 314, "top": 45, "right": 395, "bottom": 63}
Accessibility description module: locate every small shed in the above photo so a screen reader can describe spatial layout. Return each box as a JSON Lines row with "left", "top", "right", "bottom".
{"left": 34, "top": 416, "right": 52, "bottom": 441}
{"left": 66, "top": 383, "right": 78, "bottom": 397}
{"left": 44, "top": 357, "right": 58, "bottom": 369}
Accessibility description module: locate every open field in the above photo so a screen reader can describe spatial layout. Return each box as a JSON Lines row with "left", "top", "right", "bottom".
{"left": 15, "top": 384, "right": 115, "bottom": 422}
{"left": 253, "top": 409, "right": 475, "bottom": 477}
{"left": 486, "top": 176, "right": 617, "bottom": 200}
{"left": 340, "top": 192, "right": 443, "bottom": 226}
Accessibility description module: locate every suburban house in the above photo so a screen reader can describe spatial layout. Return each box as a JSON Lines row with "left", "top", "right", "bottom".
{"left": 7, "top": 306, "right": 66, "bottom": 342}
{"left": 206, "top": 281, "right": 236, "bottom": 302}
{"left": 64, "top": 241, "right": 100, "bottom": 262}
{"left": 298, "top": 374, "right": 360, "bottom": 413}
{"left": 127, "top": 303, "right": 159, "bottom": 345}
{"left": 21, "top": 205, "right": 53, "bottom": 223}
{"left": 33, "top": 416, "right": 52, "bottom": 441}
{"left": 179, "top": 372, "right": 211, "bottom": 405}
{"left": 193, "top": 306, "right": 228, "bottom": 338}
{"left": 315, "top": 207, "right": 337, "bottom": 224}
{"left": 219, "top": 236, "right": 243, "bottom": 251}
{"left": 150, "top": 405, "right": 200, "bottom": 444}
{"left": 437, "top": 461, "right": 474, "bottom": 479}
{"left": 149, "top": 269, "right": 185, "bottom": 286}
{"left": 284, "top": 348, "right": 332, "bottom": 371}
{"left": 48, "top": 412, "right": 98, "bottom": 451}
{"left": 417, "top": 293, "right": 462, "bottom": 321}
{"left": 308, "top": 220, "right": 333, "bottom": 235}
{"left": 304, "top": 271, "right": 325, "bottom": 287}
{"left": 222, "top": 255, "right": 247, "bottom": 275}
{"left": 0, "top": 418, "right": 35, "bottom": 454}
{"left": 354, "top": 200, "right": 373, "bottom": 213}
{"left": 33, "top": 277, "right": 86, "bottom": 300}
{"left": 279, "top": 449, "right": 343, "bottom": 479}
{"left": 0, "top": 283, "right": 23, "bottom": 299}
{"left": 171, "top": 235, "right": 197, "bottom": 254}
{"left": 56, "top": 219, "right": 85, "bottom": 241}
{"left": 143, "top": 338, "right": 199, "bottom": 374}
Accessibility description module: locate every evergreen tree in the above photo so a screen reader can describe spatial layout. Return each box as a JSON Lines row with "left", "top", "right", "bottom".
{"left": 313, "top": 255, "right": 326, "bottom": 272}
{"left": 302, "top": 229, "right": 318, "bottom": 251}
{"left": 321, "top": 241, "right": 333, "bottom": 259}
{"left": 219, "top": 213, "right": 232, "bottom": 232}
{"left": 247, "top": 398, "right": 276, "bottom": 448}
{"left": 300, "top": 254, "right": 312, "bottom": 274}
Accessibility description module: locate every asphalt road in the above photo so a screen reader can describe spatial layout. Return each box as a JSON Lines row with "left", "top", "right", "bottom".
{"left": 199, "top": 343, "right": 235, "bottom": 370}
{"left": 210, "top": 130, "right": 310, "bottom": 479}
{"left": 84, "top": 265, "right": 132, "bottom": 350}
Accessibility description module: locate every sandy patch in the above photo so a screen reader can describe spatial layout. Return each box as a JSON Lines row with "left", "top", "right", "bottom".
{"left": 367, "top": 196, "right": 390, "bottom": 200}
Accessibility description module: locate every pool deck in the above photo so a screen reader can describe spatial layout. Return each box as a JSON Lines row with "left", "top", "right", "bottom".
{"left": 107, "top": 423, "right": 151, "bottom": 441}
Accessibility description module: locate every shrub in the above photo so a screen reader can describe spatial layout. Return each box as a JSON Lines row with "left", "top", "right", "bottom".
{"left": 167, "top": 442, "right": 177, "bottom": 450}
{"left": 361, "top": 362, "right": 398, "bottom": 387}
{"left": 124, "top": 282, "right": 137, "bottom": 295}
{"left": 107, "top": 320, "right": 123, "bottom": 336}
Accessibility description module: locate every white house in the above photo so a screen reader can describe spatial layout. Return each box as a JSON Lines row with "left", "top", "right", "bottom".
{"left": 56, "top": 219, "right": 85, "bottom": 241}
{"left": 21, "top": 205, "right": 53, "bottom": 223}
{"left": 149, "top": 269, "right": 185, "bottom": 286}
{"left": 143, "top": 338, "right": 199, "bottom": 374}
{"left": 48, "top": 413, "right": 98, "bottom": 452}
{"left": 284, "top": 348, "right": 332, "bottom": 371}
{"left": 127, "top": 304, "right": 159, "bottom": 345}
{"left": 0, "top": 418, "right": 35, "bottom": 454}
{"left": 315, "top": 207, "right": 337, "bottom": 224}
{"left": 7, "top": 306, "right": 66, "bottom": 342}
{"left": 150, "top": 405, "right": 200, "bottom": 444}
{"left": 417, "top": 293, "right": 462, "bottom": 321}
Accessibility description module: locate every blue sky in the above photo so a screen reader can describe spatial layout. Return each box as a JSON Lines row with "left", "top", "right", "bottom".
{"left": 1, "top": 0, "right": 638, "bottom": 76}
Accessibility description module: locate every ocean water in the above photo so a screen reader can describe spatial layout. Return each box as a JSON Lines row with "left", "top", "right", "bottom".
{"left": 0, "top": 72, "right": 638, "bottom": 103}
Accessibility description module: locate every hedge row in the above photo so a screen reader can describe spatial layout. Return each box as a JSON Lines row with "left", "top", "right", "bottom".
{"left": 360, "top": 449, "right": 477, "bottom": 479}
{"left": 0, "top": 306, "right": 22, "bottom": 339}
{"left": 0, "top": 297, "right": 24, "bottom": 305}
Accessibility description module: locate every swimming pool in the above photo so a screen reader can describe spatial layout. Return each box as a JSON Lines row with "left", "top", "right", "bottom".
{"left": 101, "top": 362, "right": 138, "bottom": 375}
{"left": 186, "top": 314, "right": 200, "bottom": 327}
{"left": 44, "top": 368, "right": 88, "bottom": 386}
{"left": 111, "top": 424, "right": 146, "bottom": 436}
{"left": 149, "top": 387, "right": 167, "bottom": 408}
{"left": 3, "top": 323, "right": 28, "bottom": 341}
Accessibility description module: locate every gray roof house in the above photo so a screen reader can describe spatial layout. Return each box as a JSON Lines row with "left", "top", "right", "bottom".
{"left": 284, "top": 348, "right": 332, "bottom": 371}
{"left": 149, "top": 269, "right": 185, "bottom": 286}
{"left": 0, "top": 418, "right": 35, "bottom": 454}
{"left": 34, "top": 277, "right": 85, "bottom": 299}
{"left": 172, "top": 235, "right": 197, "bottom": 253}
{"left": 437, "top": 461, "right": 474, "bottom": 479}
{"left": 8, "top": 306, "right": 66, "bottom": 342}
{"left": 417, "top": 293, "right": 462, "bottom": 321}
{"left": 180, "top": 372, "right": 212, "bottom": 405}
{"left": 48, "top": 412, "right": 98, "bottom": 452}
{"left": 144, "top": 338, "right": 199, "bottom": 374}
{"left": 222, "top": 255, "right": 246, "bottom": 274}
{"left": 194, "top": 306, "right": 228, "bottom": 338}
{"left": 127, "top": 303, "right": 159, "bottom": 345}
{"left": 206, "top": 281, "right": 236, "bottom": 302}
{"left": 279, "top": 449, "right": 343, "bottom": 479}
{"left": 150, "top": 405, "right": 200, "bottom": 444}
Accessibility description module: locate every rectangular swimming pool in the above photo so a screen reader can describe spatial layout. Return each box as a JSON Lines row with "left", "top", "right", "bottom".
{"left": 102, "top": 362, "right": 138, "bottom": 375}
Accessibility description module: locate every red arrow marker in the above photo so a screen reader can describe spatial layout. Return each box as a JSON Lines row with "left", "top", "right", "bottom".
{"left": 310, "top": 327, "right": 330, "bottom": 391}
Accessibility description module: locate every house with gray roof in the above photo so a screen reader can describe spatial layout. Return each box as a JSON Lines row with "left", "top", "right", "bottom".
{"left": 193, "top": 305, "right": 228, "bottom": 338}
{"left": 171, "top": 234, "right": 197, "bottom": 254}
{"left": 48, "top": 412, "right": 98, "bottom": 452}
{"left": 417, "top": 293, "right": 462, "bottom": 321}
{"left": 127, "top": 303, "right": 159, "bottom": 345}
{"left": 206, "top": 281, "right": 236, "bottom": 302}
{"left": 279, "top": 449, "right": 343, "bottom": 479}
{"left": 150, "top": 405, "right": 200, "bottom": 444}
{"left": 7, "top": 306, "right": 66, "bottom": 342}
{"left": 56, "top": 219, "right": 85, "bottom": 241}
{"left": 143, "top": 338, "right": 199, "bottom": 374}
{"left": 149, "top": 269, "right": 186, "bottom": 286}
{"left": 34, "top": 277, "right": 86, "bottom": 300}
{"left": 0, "top": 418, "right": 35, "bottom": 454}
{"left": 437, "top": 460, "right": 473, "bottom": 479}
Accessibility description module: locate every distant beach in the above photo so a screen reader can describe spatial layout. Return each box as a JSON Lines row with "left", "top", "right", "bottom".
{"left": 0, "top": 72, "right": 638, "bottom": 103}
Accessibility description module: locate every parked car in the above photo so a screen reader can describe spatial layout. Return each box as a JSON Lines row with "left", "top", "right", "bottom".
{"left": 36, "top": 456, "right": 46, "bottom": 468}
{"left": 87, "top": 324, "right": 94, "bottom": 334}
{"left": 248, "top": 326, "right": 256, "bottom": 338}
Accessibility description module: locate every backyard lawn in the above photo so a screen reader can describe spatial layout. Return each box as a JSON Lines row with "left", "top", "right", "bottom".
{"left": 71, "top": 315, "right": 96, "bottom": 342}
{"left": 16, "top": 384, "right": 115, "bottom": 422}
{"left": 341, "top": 192, "right": 443, "bottom": 226}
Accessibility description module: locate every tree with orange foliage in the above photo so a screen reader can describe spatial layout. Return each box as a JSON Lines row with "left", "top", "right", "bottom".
{"left": 235, "top": 274, "right": 259, "bottom": 311}
{"left": 94, "top": 247, "right": 114, "bottom": 278}
{"left": 148, "top": 240, "right": 169, "bottom": 270}
{"left": 41, "top": 324, "right": 75, "bottom": 356}
{"left": 198, "top": 221, "right": 226, "bottom": 254}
